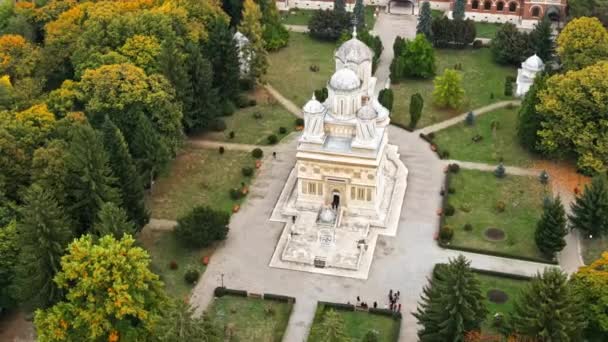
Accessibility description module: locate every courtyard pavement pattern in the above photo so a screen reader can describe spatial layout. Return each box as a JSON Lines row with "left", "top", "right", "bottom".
{"left": 189, "top": 13, "right": 583, "bottom": 341}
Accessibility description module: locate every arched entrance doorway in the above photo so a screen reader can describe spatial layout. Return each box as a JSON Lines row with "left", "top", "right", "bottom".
{"left": 331, "top": 190, "right": 341, "bottom": 210}
{"left": 387, "top": 0, "right": 416, "bottom": 15}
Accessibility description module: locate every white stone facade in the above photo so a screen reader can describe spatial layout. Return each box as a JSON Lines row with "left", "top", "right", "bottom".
{"left": 269, "top": 30, "right": 408, "bottom": 278}
{"left": 516, "top": 54, "right": 544, "bottom": 97}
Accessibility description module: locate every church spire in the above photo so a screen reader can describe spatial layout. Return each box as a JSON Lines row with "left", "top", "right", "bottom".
{"left": 353, "top": 25, "right": 357, "bottom": 39}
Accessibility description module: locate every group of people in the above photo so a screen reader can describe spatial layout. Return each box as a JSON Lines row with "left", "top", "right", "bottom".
{"left": 353, "top": 289, "right": 401, "bottom": 312}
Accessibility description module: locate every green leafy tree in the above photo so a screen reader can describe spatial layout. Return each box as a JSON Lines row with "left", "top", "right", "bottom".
{"left": 93, "top": 202, "right": 136, "bottom": 240}
{"left": 204, "top": 18, "right": 241, "bottom": 104}
{"left": 517, "top": 73, "right": 547, "bottom": 153}
{"left": 417, "top": 2, "right": 433, "bottom": 41}
{"left": 535, "top": 196, "right": 567, "bottom": 257}
{"left": 153, "top": 299, "right": 220, "bottom": 342}
{"left": 64, "top": 123, "right": 121, "bottom": 234}
{"left": 353, "top": 0, "right": 365, "bottom": 30}
{"left": 409, "top": 93, "right": 424, "bottom": 129}
{"left": 101, "top": 117, "right": 148, "bottom": 227}
{"left": 432, "top": 68, "right": 464, "bottom": 109}
{"left": 13, "top": 184, "right": 73, "bottom": 309}
{"left": 510, "top": 268, "right": 586, "bottom": 341}
{"left": 391, "top": 34, "right": 436, "bottom": 79}
{"left": 529, "top": 18, "right": 554, "bottom": 62}
{"left": 0, "top": 221, "right": 19, "bottom": 310}
{"left": 31, "top": 140, "right": 69, "bottom": 205}
{"left": 308, "top": 9, "right": 352, "bottom": 42}
{"left": 569, "top": 175, "right": 608, "bottom": 237}
{"left": 34, "top": 234, "right": 167, "bottom": 342}
{"left": 571, "top": 252, "right": 608, "bottom": 340}
{"left": 414, "top": 255, "right": 488, "bottom": 341}
{"left": 334, "top": 0, "right": 346, "bottom": 13}
{"left": 452, "top": 0, "right": 466, "bottom": 20}
{"left": 238, "top": 0, "right": 268, "bottom": 80}
{"left": 557, "top": 16, "right": 608, "bottom": 70}
{"left": 257, "top": 0, "right": 289, "bottom": 50}
{"left": 175, "top": 206, "right": 230, "bottom": 248}
{"left": 491, "top": 23, "right": 532, "bottom": 65}
{"left": 536, "top": 61, "right": 608, "bottom": 173}
{"left": 312, "top": 309, "right": 349, "bottom": 342}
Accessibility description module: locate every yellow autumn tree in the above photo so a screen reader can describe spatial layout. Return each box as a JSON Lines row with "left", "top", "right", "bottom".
{"left": 557, "top": 16, "right": 608, "bottom": 71}
{"left": 0, "top": 34, "right": 41, "bottom": 80}
{"left": 571, "top": 252, "right": 608, "bottom": 338}
{"left": 238, "top": 0, "right": 268, "bottom": 79}
{"left": 432, "top": 68, "right": 465, "bottom": 109}
{"left": 34, "top": 234, "right": 166, "bottom": 342}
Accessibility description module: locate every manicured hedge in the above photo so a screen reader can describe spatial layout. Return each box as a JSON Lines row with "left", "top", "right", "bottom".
{"left": 213, "top": 287, "right": 248, "bottom": 298}
{"left": 368, "top": 308, "right": 402, "bottom": 319}
{"left": 317, "top": 301, "right": 355, "bottom": 312}
{"left": 264, "top": 293, "right": 296, "bottom": 303}
{"left": 438, "top": 241, "right": 558, "bottom": 264}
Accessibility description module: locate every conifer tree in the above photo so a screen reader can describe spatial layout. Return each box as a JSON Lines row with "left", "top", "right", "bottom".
{"left": 569, "top": 175, "right": 608, "bottom": 237}
{"left": 130, "top": 112, "right": 170, "bottom": 186}
{"left": 93, "top": 202, "right": 136, "bottom": 240}
{"left": 409, "top": 93, "right": 424, "bottom": 129}
{"left": 64, "top": 123, "right": 121, "bottom": 234}
{"left": 414, "top": 255, "right": 488, "bottom": 341}
{"left": 529, "top": 18, "right": 553, "bottom": 62}
{"left": 203, "top": 18, "right": 241, "bottom": 105}
{"left": 101, "top": 117, "right": 148, "bottom": 228}
{"left": 153, "top": 300, "right": 220, "bottom": 341}
{"left": 13, "top": 183, "right": 73, "bottom": 309}
{"left": 417, "top": 2, "right": 433, "bottom": 41}
{"left": 238, "top": 0, "right": 268, "bottom": 80}
{"left": 510, "top": 268, "right": 586, "bottom": 341}
{"left": 334, "top": 0, "right": 346, "bottom": 13}
{"left": 353, "top": 0, "right": 365, "bottom": 30}
{"left": 517, "top": 73, "right": 546, "bottom": 152}
{"left": 452, "top": 0, "right": 466, "bottom": 21}
{"left": 257, "top": 0, "right": 289, "bottom": 50}
{"left": 312, "top": 309, "right": 349, "bottom": 342}
{"left": 183, "top": 42, "right": 220, "bottom": 133}
{"left": 535, "top": 196, "right": 567, "bottom": 258}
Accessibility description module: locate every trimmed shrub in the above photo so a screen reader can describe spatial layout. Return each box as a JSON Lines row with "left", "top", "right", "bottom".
{"left": 494, "top": 163, "right": 506, "bottom": 178}
{"left": 230, "top": 188, "right": 243, "bottom": 200}
{"left": 218, "top": 146, "right": 225, "bottom": 154}
{"left": 253, "top": 111, "right": 263, "bottom": 120}
{"left": 439, "top": 225, "right": 454, "bottom": 241}
{"left": 472, "top": 39, "right": 483, "bottom": 48}
{"left": 444, "top": 203, "right": 455, "bottom": 216}
{"left": 222, "top": 101, "right": 236, "bottom": 116}
{"left": 214, "top": 287, "right": 226, "bottom": 297}
{"left": 378, "top": 88, "right": 394, "bottom": 111}
{"left": 242, "top": 167, "right": 254, "bottom": 177}
{"left": 464, "top": 223, "right": 473, "bottom": 231}
{"left": 465, "top": 111, "right": 475, "bottom": 126}
{"left": 314, "top": 87, "right": 329, "bottom": 102}
{"left": 210, "top": 118, "right": 226, "bottom": 132}
{"left": 278, "top": 126, "right": 287, "bottom": 134}
{"left": 169, "top": 261, "right": 178, "bottom": 270}
{"left": 308, "top": 9, "right": 352, "bottom": 41}
{"left": 228, "top": 131, "right": 235, "bottom": 139}
{"left": 495, "top": 201, "right": 506, "bottom": 213}
{"left": 252, "top": 148, "right": 264, "bottom": 159}
{"left": 175, "top": 206, "right": 230, "bottom": 248}
{"left": 448, "top": 163, "right": 460, "bottom": 173}
{"left": 184, "top": 267, "right": 200, "bottom": 284}
{"left": 295, "top": 118, "right": 304, "bottom": 126}
{"left": 267, "top": 134, "right": 278, "bottom": 144}
{"left": 448, "top": 187, "right": 456, "bottom": 194}
{"left": 504, "top": 79, "right": 513, "bottom": 96}
{"left": 440, "top": 150, "right": 450, "bottom": 159}
{"left": 264, "top": 293, "right": 296, "bottom": 303}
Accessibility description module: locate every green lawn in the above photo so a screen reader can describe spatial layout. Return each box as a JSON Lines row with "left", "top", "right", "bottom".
{"left": 476, "top": 273, "right": 528, "bottom": 333}
{"left": 433, "top": 107, "right": 536, "bottom": 167}
{"left": 207, "top": 295, "right": 293, "bottom": 342}
{"left": 146, "top": 148, "right": 255, "bottom": 219}
{"left": 203, "top": 98, "right": 296, "bottom": 145}
{"left": 138, "top": 229, "right": 208, "bottom": 300}
{"left": 444, "top": 169, "right": 548, "bottom": 260}
{"left": 267, "top": 32, "right": 335, "bottom": 107}
{"left": 391, "top": 48, "right": 516, "bottom": 128}
{"left": 581, "top": 236, "right": 608, "bottom": 265}
{"left": 281, "top": 7, "right": 377, "bottom": 29}
{"left": 475, "top": 22, "right": 502, "bottom": 39}
{"left": 308, "top": 305, "right": 400, "bottom": 342}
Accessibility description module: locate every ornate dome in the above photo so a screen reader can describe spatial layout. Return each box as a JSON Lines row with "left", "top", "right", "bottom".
{"left": 335, "top": 37, "right": 374, "bottom": 64}
{"left": 303, "top": 94, "right": 325, "bottom": 113}
{"left": 329, "top": 68, "right": 361, "bottom": 91}
{"left": 357, "top": 103, "right": 378, "bottom": 120}
{"left": 522, "top": 54, "right": 544, "bottom": 72}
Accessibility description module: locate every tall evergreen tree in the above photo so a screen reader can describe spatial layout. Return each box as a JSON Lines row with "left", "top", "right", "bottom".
{"left": 101, "top": 117, "right": 148, "bottom": 228}
{"left": 353, "top": 0, "right": 365, "bottom": 30}
{"left": 130, "top": 111, "right": 170, "bottom": 186}
{"left": 222, "top": 0, "right": 243, "bottom": 27}
{"left": 529, "top": 18, "right": 554, "bottom": 62}
{"left": 153, "top": 299, "right": 220, "bottom": 341}
{"left": 64, "top": 124, "right": 121, "bottom": 234}
{"left": 569, "top": 175, "right": 608, "bottom": 237}
{"left": 334, "top": 0, "right": 346, "bottom": 13}
{"left": 257, "top": 0, "right": 289, "bottom": 50}
{"left": 183, "top": 41, "right": 220, "bottom": 133}
{"left": 452, "top": 0, "right": 466, "bottom": 21}
{"left": 417, "top": 2, "right": 433, "bottom": 41}
{"left": 238, "top": 0, "right": 268, "bottom": 80}
{"left": 510, "top": 268, "right": 586, "bottom": 341}
{"left": 13, "top": 183, "right": 73, "bottom": 309}
{"left": 535, "top": 196, "right": 567, "bottom": 258}
{"left": 204, "top": 18, "right": 240, "bottom": 103}
{"left": 414, "top": 255, "right": 488, "bottom": 341}
{"left": 93, "top": 202, "right": 136, "bottom": 240}
{"left": 159, "top": 39, "right": 190, "bottom": 126}
{"left": 409, "top": 93, "right": 424, "bottom": 129}
{"left": 517, "top": 73, "right": 547, "bottom": 152}
{"left": 312, "top": 309, "right": 349, "bottom": 342}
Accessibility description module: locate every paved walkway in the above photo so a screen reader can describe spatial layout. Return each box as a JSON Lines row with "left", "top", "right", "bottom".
{"left": 444, "top": 160, "right": 538, "bottom": 176}
{"left": 418, "top": 100, "right": 522, "bottom": 134}
{"left": 187, "top": 139, "right": 262, "bottom": 152}
{"left": 285, "top": 24, "right": 309, "bottom": 33}
{"left": 265, "top": 84, "right": 302, "bottom": 117}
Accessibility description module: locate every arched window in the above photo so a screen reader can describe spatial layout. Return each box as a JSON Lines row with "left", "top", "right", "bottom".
{"left": 483, "top": 1, "right": 492, "bottom": 10}
{"left": 496, "top": 1, "right": 504, "bottom": 10}
{"left": 472, "top": 0, "right": 479, "bottom": 9}
{"left": 531, "top": 6, "right": 541, "bottom": 17}
{"left": 508, "top": 2, "right": 517, "bottom": 12}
